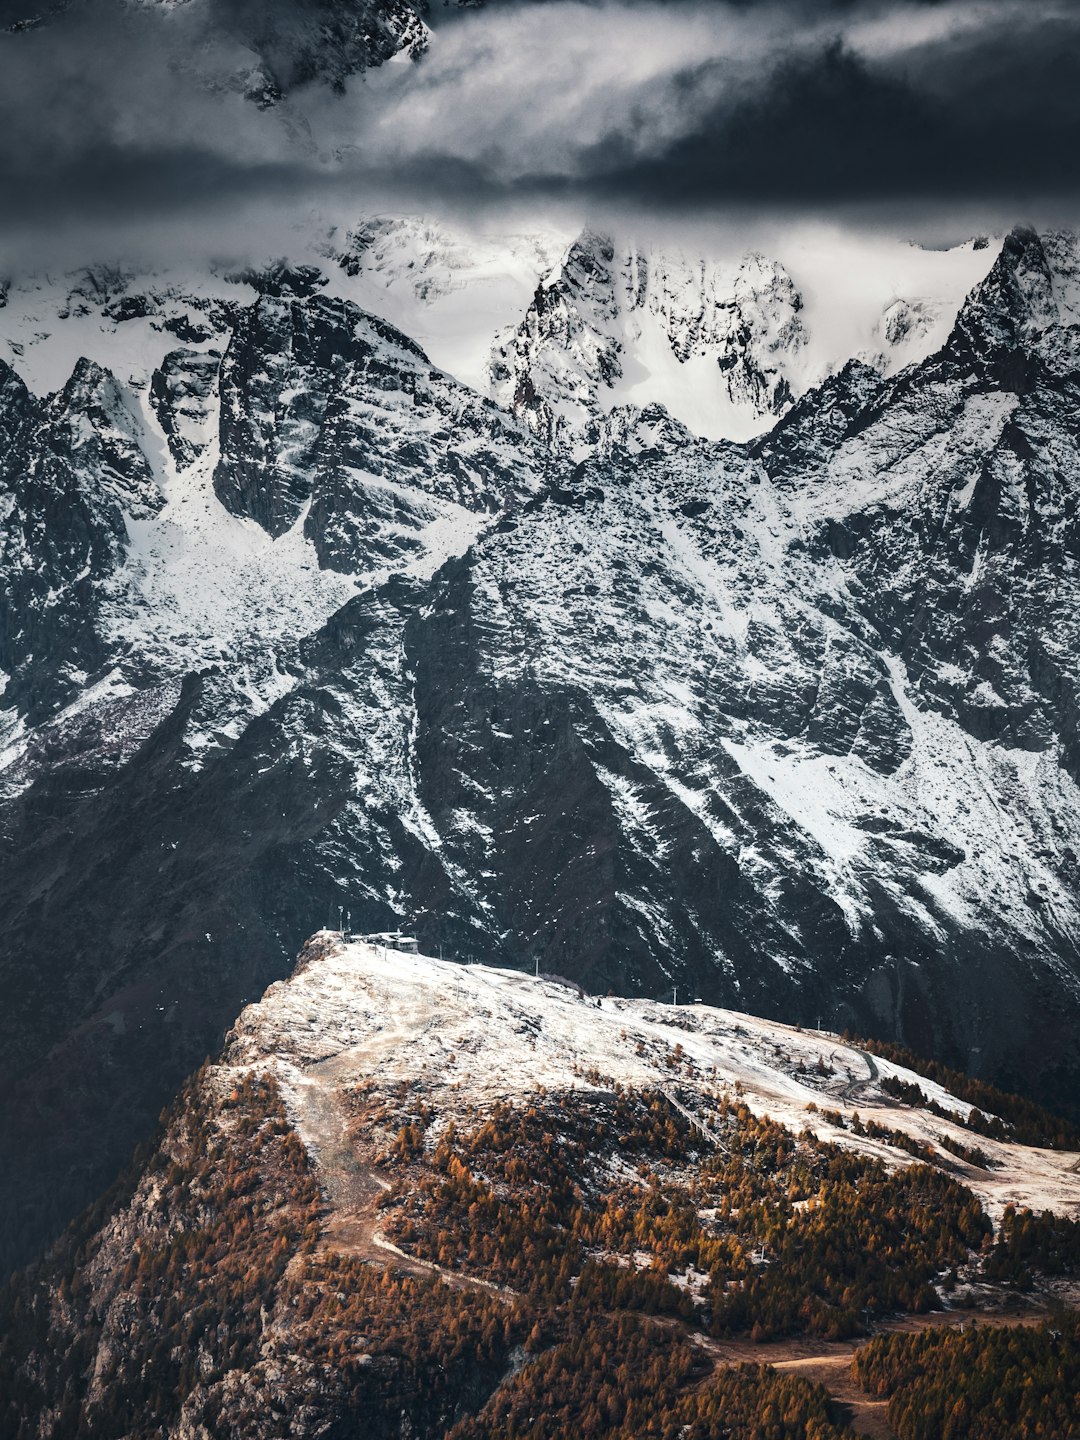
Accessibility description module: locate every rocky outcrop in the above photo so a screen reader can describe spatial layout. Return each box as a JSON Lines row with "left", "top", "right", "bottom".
{"left": 151, "top": 348, "right": 222, "bottom": 471}
{"left": 0, "top": 357, "right": 161, "bottom": 719}
{"left": 219, "top": 0, "right": 430, "bottom": 101}
{"left": 759, "top": 228, "right": 1080, "bottom": 774}
{"left": 490, "top": 231, "right": 808, "bottom": 450}
{"left": 214, "top": 290, "right": 542, "bottom": 568}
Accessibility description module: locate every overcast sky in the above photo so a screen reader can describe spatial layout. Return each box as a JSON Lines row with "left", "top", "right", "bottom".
{"left": 1, "top": 0, "right": 1078, "bottom": 263}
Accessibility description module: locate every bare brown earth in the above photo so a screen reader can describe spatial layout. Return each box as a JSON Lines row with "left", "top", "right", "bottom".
{"left": 287, "top": 1062, "right": 515, "bottom": 1299}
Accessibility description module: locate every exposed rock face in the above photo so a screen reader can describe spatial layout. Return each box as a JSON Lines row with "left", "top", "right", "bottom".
{"left": 758, "top": 227, "right": 1080, "bottom": 774}
{"left": 490, "top": 232, "right": 808, "bottom": 449}
{"left": 214, "top": 290, "right": 542, "bottom": 568}
{"left": 0, "top": 357, "right": 161, "bottom": 719}
{"left": 708, "top": 252, "right": 806, "bottom": 414}
{"left": 151, "top": 348, "right": 222, "bottom": 471}
{"left": 210, "top": 0, "right": 430, "bottom": 99}
{"left": 2, "top": 225, "right": 1080, "bottom": 1282}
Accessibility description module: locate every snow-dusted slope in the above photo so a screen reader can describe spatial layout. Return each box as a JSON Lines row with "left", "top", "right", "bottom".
{"left": 329, "top": 215, "right": 570, "bottom": 395}
{"left": 332, "top": 219, "right": 995, "bottom": 449}
{"left": 1, "top": 219, "right": 994, "bottom": 461}
{"left": 231, "top": 933, "right": 1080, "bottom": 1221}
{"left": 0, "top": 259, "right": 544, "bottom": 768}
{"left": 2, "top": 222, "right": 1079, "bottom": 1280}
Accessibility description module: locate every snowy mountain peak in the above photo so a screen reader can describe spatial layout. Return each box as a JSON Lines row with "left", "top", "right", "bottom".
{"left": 7, "top": 219, "right": 1080, "bottom": 1275}
{"left": 583, "top": 401, "right": 697, "bottom": 460}
{"left": 948, "top": 225, "right": 1080, "bottom": 373}
{"left": 717, "top": 251, "right": 807, "bottom": 414}
{"left": 48, "top": 356, "right": 163, "bottom": 520}
{"left": 489, "top": 231, "right": 810, "bottom": 450}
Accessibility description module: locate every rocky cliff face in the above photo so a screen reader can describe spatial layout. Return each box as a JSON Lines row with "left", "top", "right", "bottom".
{"left": 214, "top": 287, "right": 543, "bottom": 569}
{"left": 758, "top": 227, "right": 1080, "bottom": 776}
{"left": 2, "top": 225, "right": 1080, "bottom": 1279}
{"left": 489, "top": 232, "right": 808, "bottom": 450}
{"left": 0, "top": 356, "right": 162, "bottom": 721}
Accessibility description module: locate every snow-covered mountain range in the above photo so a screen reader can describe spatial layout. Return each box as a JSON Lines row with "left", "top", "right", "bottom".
{"left": 1, "top": 219, "right": 1079, "bottom": 1277}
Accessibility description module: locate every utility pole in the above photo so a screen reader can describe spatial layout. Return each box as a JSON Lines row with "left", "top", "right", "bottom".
{"left": 534, "top": 954, "right": 540, "bottom": 978}
{"left": 673, "top": 985, "right": 678, "bottom": 1006}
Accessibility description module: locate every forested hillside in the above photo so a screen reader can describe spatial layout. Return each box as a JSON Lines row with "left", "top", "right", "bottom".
{"left": 3, "top": 937, "right": 1077, "bottom": 1438}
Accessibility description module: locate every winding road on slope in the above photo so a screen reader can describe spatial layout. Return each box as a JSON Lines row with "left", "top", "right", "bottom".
{"left": 285, "top": 1036, "right": 1045, "bottom": 1440}
{"left": 836, "top": 1046, "right": 879, "bottom": 1103}
{"left": 290, "top": 1069, "right": 1041, "bottom": 1440}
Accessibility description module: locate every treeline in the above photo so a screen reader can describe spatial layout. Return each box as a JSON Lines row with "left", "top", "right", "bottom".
{"left": 855, "top": 1037, "right": 1080, "bottom": 1149}
{"left": 274, "top": 1253, "right": 516, "bottom": 1434}
{"left": 841, "top": 1102, "right": 991, "bottom": 1170}
{"left": 853, "top": 1313, "right": 1080, "bottom": 1439}
{"left": 447, "top": 1313, "right": 855, "bottom": 1440}
{"left": 0, "top": 1077, "right": 863, "bottom": 1440}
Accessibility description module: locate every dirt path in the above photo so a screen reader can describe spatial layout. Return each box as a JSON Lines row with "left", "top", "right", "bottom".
{"left": 694, "top": 1309, "right": 1047, "bottom": 1439}
{"left": 837, "top": 1046, "right": 879, "bottom": 1104}
{"left": 288, "top": 1066, "right": 514, "bottom": 1301}
{"left": 288, "top": 1062, "right": 1046, "bottom": 1434}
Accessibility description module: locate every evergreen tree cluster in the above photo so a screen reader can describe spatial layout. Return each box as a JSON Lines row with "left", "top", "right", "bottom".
{"left": 1, "top": 1068, "right": 1076, "bottom": 1439}
{"left": 381, "top": 1089, "right": 991, "bottom": 1342}
{"left": 982, "top": 1204, "right": 1080, "bottom": 1287}
{"left": 853, "top": 1313, "right": 1080, "bottom": 1439}
{"left": 448, "top": 1314, "right": 854, "bottom": 1440}
{"left": 860, "top": 1040, "right": 1080, "bottom": 1149}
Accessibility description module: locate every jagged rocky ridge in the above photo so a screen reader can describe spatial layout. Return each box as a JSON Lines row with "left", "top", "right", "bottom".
{"left": 489, "top": 231, "right": 808, "bottom": 449}
{"left": 2, "top": 226, "right": 1080, "bottom": 1277}
{"left": 0, "top": 356, "right": 162, "bottom": 720}
{"left": 328, "top": 217, "right": 977, "bottom": 450}
{"left": 213, "top": 288, "right": 542, "bottom": 567}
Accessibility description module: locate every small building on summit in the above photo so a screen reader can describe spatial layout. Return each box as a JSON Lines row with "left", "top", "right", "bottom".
{"left": 353, "top": 931, "right": 419, "bottom": 954}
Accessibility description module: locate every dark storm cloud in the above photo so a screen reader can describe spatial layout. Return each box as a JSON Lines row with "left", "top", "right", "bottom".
{"left": 0, "top": 146, "right": 310, "bottom": 227}
{"left": 0, "top": 4, "right": 259, "bottom": 228}
{"left": 586, "top": 20, "right": 1080, "bottom": 208}
{"left": 357, "top": 0, "right": 1080, "bottom": 221}
{"left": 0, "top": 0, "right": 1077, "bottom": 249}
